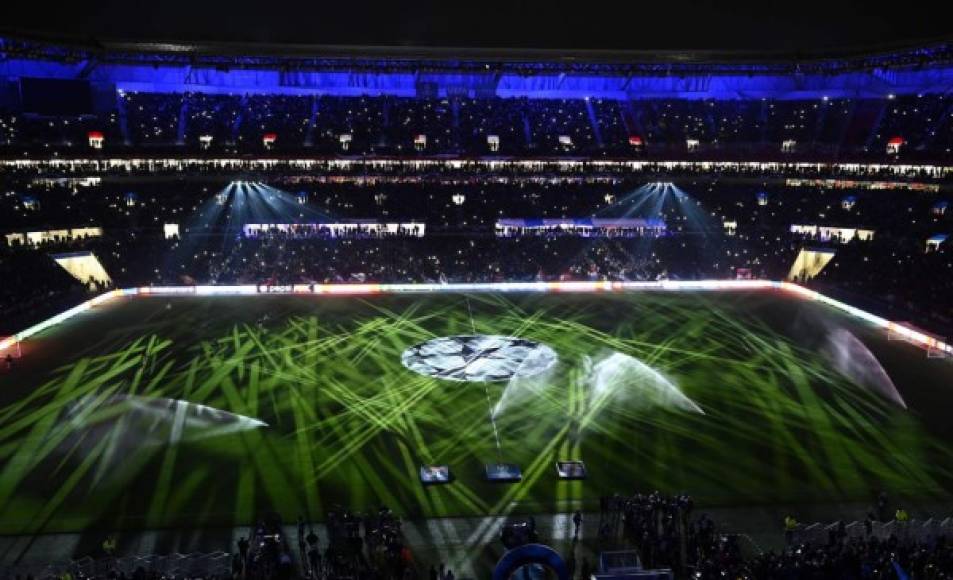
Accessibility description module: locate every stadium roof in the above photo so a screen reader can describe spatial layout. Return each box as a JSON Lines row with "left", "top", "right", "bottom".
{"left": 3, "top": 30, "right": 953, "bottom": 76}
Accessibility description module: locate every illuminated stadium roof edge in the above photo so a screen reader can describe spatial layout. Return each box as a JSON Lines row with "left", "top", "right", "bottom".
{"left": 3, "top": 32, "right": 953, "bottom": 99}
{"left": 4, "top": 30, "right": 953, "bottom": 72}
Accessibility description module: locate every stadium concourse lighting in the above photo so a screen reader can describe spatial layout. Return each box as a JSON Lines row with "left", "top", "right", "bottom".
{"left": 1, "top": 281, "right": 950, "bottom": 359}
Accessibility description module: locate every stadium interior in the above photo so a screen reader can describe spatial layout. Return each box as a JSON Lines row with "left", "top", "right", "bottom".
{"left": 2, "top": 10, "right": 953, "bottom": 580}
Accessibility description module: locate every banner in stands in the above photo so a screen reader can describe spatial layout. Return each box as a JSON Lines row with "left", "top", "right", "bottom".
{"left": 790, "top": 225, "right": 875, "bottom": 243}
{"left": 4, "top": 227, "right": 103, "bottom": 247}
{"left": 496, "top": 218, "right": 666, "bottom": 237}
{"left": 785, "top": 178, "right": 940, "bottom": 192}
{"left": 242, "top": 222, "right": 425, "bottom": 238}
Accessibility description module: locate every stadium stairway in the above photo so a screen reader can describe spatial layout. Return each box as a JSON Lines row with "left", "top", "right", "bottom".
{"left": 175, "top": 98, "right": 188, "bottom": 146}
{"left": 585, "top": 99, "right": 605, "bottom": 148}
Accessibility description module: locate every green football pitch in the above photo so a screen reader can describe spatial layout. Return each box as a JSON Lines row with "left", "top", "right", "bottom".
{"left": 1, "top": 290, "right": 952, "bottom": 535}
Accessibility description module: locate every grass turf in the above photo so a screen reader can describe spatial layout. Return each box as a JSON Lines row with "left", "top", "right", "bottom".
{"left": 1, "top": 290, "right": 952, "bottom": 535}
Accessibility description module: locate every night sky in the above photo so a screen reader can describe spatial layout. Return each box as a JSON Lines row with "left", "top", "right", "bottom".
{"left": 4, "top": 0, "right": 950, "bottom": 53}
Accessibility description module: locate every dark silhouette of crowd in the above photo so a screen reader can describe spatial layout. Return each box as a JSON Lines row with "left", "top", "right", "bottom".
{"left": 5, "top": 496, "right": 953, "bottom": 580}
{"left": 592, "top": 490, "right": 953, "bottom": 578}
{"left": 596, "top": 491, "right": 695, "bottom": 573}
{"left": 233, "top": 509, "right": 415, "bottom": 580}
{"left": 692, "top": 524, "right": 953, "bottom": 579}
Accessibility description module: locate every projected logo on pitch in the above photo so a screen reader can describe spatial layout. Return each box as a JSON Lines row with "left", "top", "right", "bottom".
{"left": 401, "top": 335, "right": 557, "bottom": 382}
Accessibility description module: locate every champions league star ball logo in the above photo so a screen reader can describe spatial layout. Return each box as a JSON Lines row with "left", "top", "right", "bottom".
{"left": 401, "top": 335, "right": 558, "bottom": 382}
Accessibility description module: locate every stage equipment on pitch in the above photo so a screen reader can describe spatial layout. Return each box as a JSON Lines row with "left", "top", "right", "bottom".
{"left": 419, "top": 465, "right": 451, "bottom": 485}
{"left": 555, "top": 460, "right": 587, "bottom": 480}
{"left": 485, "top": 462, "right": 522, "bottom": 482}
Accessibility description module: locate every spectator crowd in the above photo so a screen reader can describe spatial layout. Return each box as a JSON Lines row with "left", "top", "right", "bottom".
{"left": 2, "top": 174, "right": 951, "bottom": 337}
{"left": 2, "top": 92, "right": 953, "bottom": 160}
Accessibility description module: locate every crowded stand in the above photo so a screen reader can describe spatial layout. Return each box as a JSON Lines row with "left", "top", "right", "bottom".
{"left": 124, "top": 92, "right": 184, "bottom": 147}
{"left": 2, "top": 175, "right": 952, "bottom": 335}
{"left": 1, "top": 92, "right": 953, "bottom": 159}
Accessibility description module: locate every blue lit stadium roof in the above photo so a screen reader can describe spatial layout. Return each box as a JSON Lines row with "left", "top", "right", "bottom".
{"left": 2, "top": 32, "right": 953, "bottom": 100}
